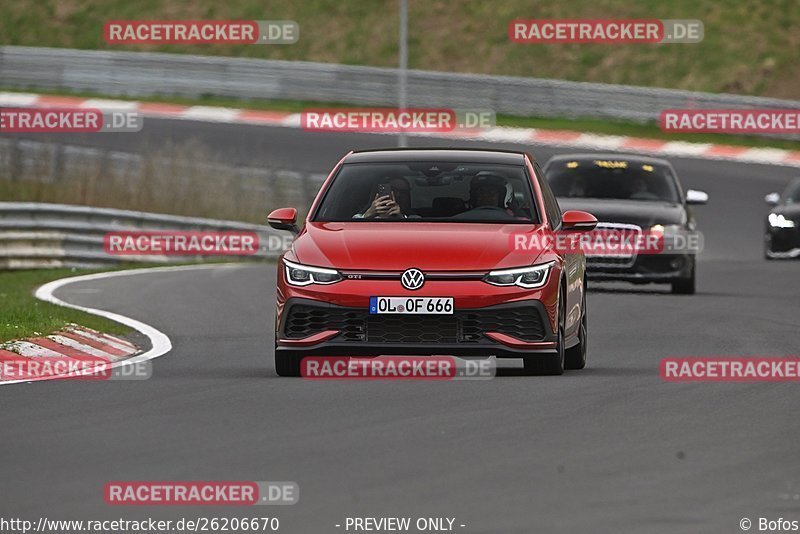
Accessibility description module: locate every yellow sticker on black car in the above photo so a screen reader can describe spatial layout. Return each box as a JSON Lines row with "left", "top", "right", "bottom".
{"left": 593, "top": 160, "right": 628, "bottom": 169}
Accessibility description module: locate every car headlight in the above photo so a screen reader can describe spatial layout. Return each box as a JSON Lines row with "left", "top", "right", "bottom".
{"left": 649, "top": 224, "right": 683, "bottom": 235}
{"left": 769, "top": 213, "right": 796, "bottom": 229}
{"left": 483, "top": 262, "right": 553, "bottom": 289}
{"left": 283, "top": 259, "right": 342, "bottom": 286}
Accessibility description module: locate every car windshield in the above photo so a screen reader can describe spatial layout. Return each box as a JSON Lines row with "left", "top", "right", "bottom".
{"left": 312, "top": 162, "right": 539, "bottom": 223}
{"left": 545, "top": 158, "right": 680, "bottom": 203}
{"left": 783, "top": 180, "right": 800, "bottom": 204}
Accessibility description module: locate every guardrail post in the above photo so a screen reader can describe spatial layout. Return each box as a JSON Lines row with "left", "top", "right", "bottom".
{"left": 51, "top": 143, "right": 64, "bottom": 182}
{"left": 10, "top": 138, "right": 22, "bottom": 181}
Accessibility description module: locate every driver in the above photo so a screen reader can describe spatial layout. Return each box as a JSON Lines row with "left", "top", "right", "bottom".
{"left": 469, "top": 172, "right": 513, "bottom": 211}
{"left": 569, "top": 176, "right": 588, "bottom": 197}
{"left": 354, "top": 177, "right": 413, "bottom": 219}
{"left": 628, "top": 175, "right": 658, "bottom": 200}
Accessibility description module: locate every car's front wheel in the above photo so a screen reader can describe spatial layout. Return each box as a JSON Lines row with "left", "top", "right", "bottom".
{"left": 523, "top": 287, "right": 565, "bottom": 376}
{"left": 275, "top": 351, "right": 302, "bottom": 377}
{"left": 764, "top": 232, "right": 774, "bottom": 260}
{"left": 564, "top": 286, "right": 587, "bottom": 370}
{"left": 671, "top": 259, "right": 696, "bottom": 294}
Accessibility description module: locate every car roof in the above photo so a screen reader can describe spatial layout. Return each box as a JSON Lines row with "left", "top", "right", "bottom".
{"left": 545, "top": 153, "right": 672, "bottom": 167}
{"left": 344, "top": 148, "right": 528, "bottom": 165}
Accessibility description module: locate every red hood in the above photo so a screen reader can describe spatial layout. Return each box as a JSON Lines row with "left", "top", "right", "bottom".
{"left": 291, "top": 222, "right": 547, "bottom": 271}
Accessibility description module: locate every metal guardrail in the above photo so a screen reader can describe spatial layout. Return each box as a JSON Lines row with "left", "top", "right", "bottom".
{"left": 2, "top": 46, "right": 800, "bottom": 127}
{"left": 0, "top": 202, "right": 289, "bottom": 269}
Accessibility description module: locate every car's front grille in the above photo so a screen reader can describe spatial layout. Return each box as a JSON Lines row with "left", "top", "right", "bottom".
{"left": 586, "top": 256, "right": 635, "bottom": 267}
{"left": 283, "top": 306, "right": 365, "bottom": 341}
{"left": 769, "top": 227, "right": 800, "bottom": 252}
{"left": 584, "top": 222, "right": 642, "bottom": 268}
{"left": 366, "top": 315, "right": 460, "bottom": 343}
{"left": 460, "top": 309, "right": 545, "bottom": 342}
{"left": 283, "top": 304, "right": 546, "bottom": 343}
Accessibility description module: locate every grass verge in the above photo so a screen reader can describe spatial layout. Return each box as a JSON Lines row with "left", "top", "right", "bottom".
{"left": 0, "top": 266, "right": 152, "bottom": 343}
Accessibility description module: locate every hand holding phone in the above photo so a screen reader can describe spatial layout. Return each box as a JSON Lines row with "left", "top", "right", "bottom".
{"left": 377, "top": 183, "right": 391, "bottom": 198}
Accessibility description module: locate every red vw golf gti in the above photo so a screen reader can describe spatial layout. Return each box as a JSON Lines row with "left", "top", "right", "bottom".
{"left": 268, "top": 149, "right": 597, "bottom": 376}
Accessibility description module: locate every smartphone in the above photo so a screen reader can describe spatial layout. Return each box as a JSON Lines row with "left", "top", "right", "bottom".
{"left": 377, "top": 183, "right": 391, "bottom": 198}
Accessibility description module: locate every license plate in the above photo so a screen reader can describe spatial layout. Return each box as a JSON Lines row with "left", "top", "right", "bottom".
{"left": 370, "top": 297, "right": 453, "bottom": 314}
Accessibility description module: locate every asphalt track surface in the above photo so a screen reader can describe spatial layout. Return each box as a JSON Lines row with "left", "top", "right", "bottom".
{"left": 2, "top": 120, "right": 800, "bottom": 533}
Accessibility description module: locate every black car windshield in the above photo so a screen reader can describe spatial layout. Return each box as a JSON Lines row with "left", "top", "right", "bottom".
{"left": 313, "top": 162, "right": 539, "bottom": 223}
{"left": 783, "top": 180, "right": 800, "bottom": 204}
{"left": 546, "top": 158, "right": 680, "bottom": 203}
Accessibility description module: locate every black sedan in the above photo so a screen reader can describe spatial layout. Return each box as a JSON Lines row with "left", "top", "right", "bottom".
{"left": 541, "top": 153, "right": 707, "bottom": 294}
{"left": 764, "top": 177, "right": 800, "bottom": 259}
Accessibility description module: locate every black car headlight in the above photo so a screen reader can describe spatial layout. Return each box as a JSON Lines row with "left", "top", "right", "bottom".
{"left": 649, "top": 224, "right": 683, "bottom": 235}
{"left": 283, "top": 259, "right": 342, "bottom": 286}
{"left": 769, "top": 214, "right": 796, "bottom": 229}
{"left": 483, "top": 261, "right": 553, "bottom": 289}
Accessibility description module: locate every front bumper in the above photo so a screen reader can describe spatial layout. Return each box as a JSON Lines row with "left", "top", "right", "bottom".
{"left": 276, "top": 298, "right": 558, "bottom": 359}
{"left": 586, "top": 254, "right": 694, "bottom": 283}
{"left": 766, "top": 227, "right": 800, "bottom": 258}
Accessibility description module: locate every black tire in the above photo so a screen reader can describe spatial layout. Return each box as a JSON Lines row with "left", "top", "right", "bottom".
{"left": 523, "top": 287, "right": 565, "bottom": 376}
{"left": 764, "top": 233, "right": 774, "bottom": 260}
{"left": 671, "top": 260, "right": 696, "bottom": 294}
{"left": 275, "top": 352, "right": 302, "bottom": 377}
{"left": 564, "top": 287, "right": 587, "bottom": 370}
{"left": 671, "top": 275, "right": 695, "bottom": 294}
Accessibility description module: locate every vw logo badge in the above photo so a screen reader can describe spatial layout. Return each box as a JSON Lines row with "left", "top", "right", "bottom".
{"left": 401, "top": 268, "right": 425, "bottom": 290}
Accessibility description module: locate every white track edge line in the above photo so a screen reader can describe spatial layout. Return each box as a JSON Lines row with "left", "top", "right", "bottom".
{"left": 0, "top": 263, "right": 242, "bottom": 386}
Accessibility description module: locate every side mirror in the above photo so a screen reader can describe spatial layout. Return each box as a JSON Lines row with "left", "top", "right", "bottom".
{"left": 561, "top": 210, "right": 598, "bottom": 232}
{"left": 268, "top": 207, "right": 299, "bottom": 235}
{"left": 765, "top": 192, "right": 780, "bottom": 206}
{"left": 686, "top": 189, "right": 709, "bottom": 205}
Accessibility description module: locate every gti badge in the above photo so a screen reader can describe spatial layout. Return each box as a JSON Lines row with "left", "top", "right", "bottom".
{"left": 401, "top": 268, "right": 425, "bottom": 290}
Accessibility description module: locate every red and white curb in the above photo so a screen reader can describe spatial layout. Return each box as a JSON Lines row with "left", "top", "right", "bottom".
{"left": 0, "top": 324, "right": 138, "bottom": 382}
{"left": 0, "top": 265, "right": 231, "bottom": 385}
{"left": 2, "top": 91, "right": 799, "bottom": 168}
